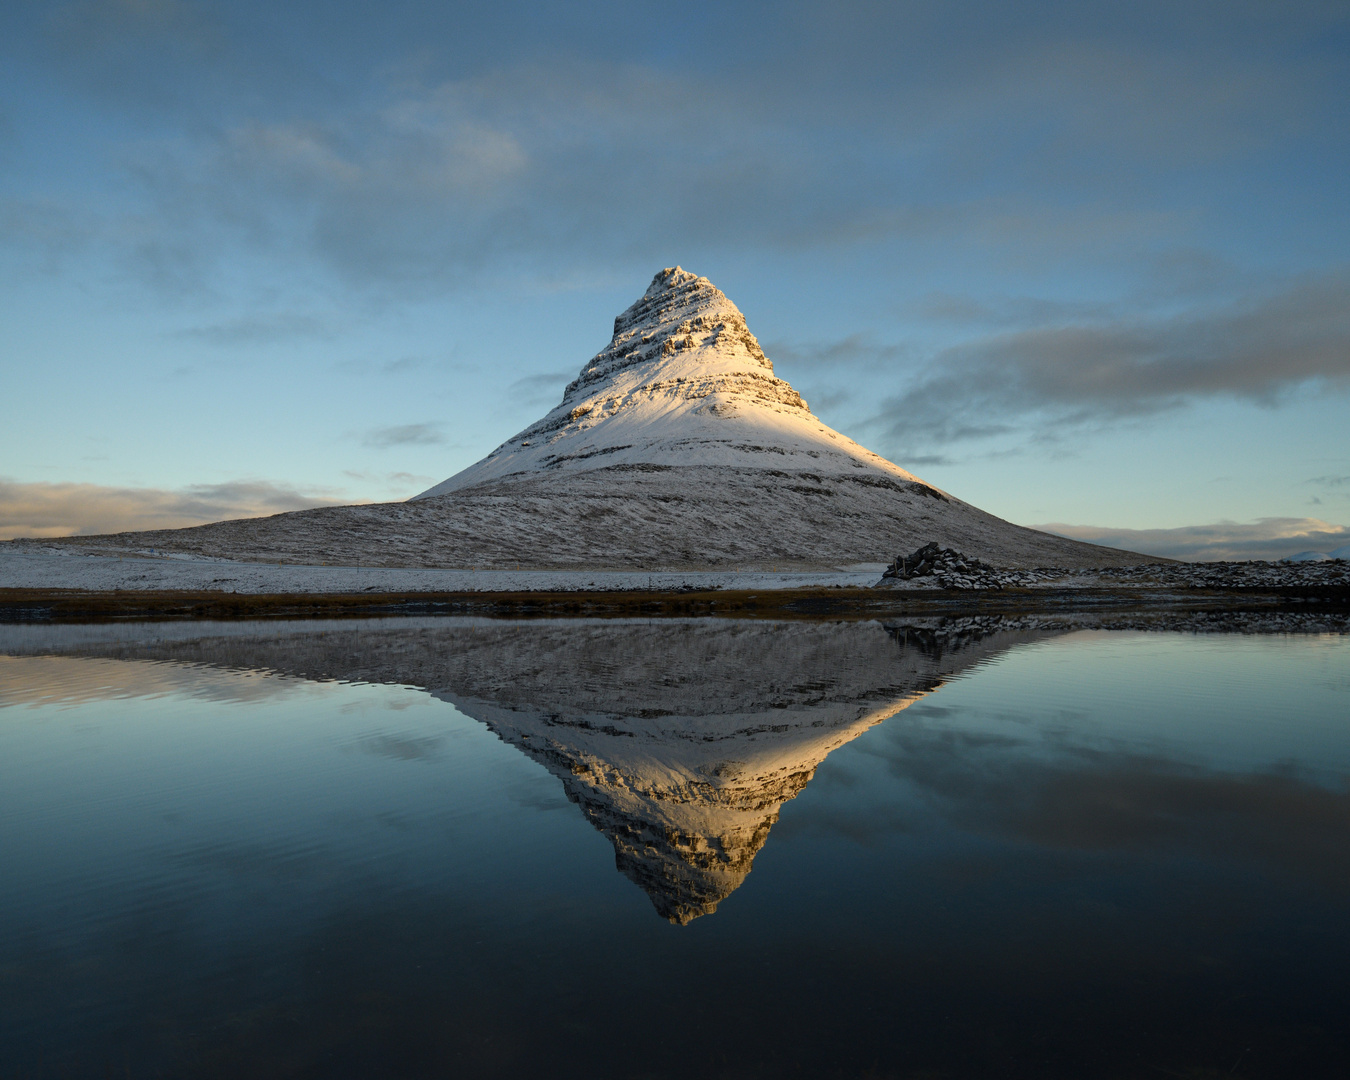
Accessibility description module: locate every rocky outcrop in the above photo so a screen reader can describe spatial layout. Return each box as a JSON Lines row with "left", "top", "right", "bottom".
{"left": 563, "top": 267, "right": 805, "bottom": 407}
{"left": 877, "top": 550, "right": 1350, "bottom": 592}
{"left": 883, "top": 542, "right": 1004, "bottom": 588}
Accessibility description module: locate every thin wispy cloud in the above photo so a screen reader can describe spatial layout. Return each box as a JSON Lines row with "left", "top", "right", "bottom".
{"left": 0, "top": 196, "right": 97, "bottom": 265}
{"left": 507, "top": 371, "right": 573, "bottom": 406}
{"left": 380, "top": 356, "right": 429, "bottom": 374}
{"left": 907, "top": 293, "right": 1118, "bottom": 330}
{"left": 767, "top": 335, "right": 913, "bottom": 370}
{"left": 1040, "top": 518, "right": 1350, "bottom": 562}
{"left": 341, "top": 469, "right": 437, "bottom": 490}
{"left": 360, "top": 423, "right": 446, "bottom": 448}
{"left": 174, "top": 312, "right": 337, "bottom": 345}
{"left": 508, "top": 372, "right": 572, "bottom": 390}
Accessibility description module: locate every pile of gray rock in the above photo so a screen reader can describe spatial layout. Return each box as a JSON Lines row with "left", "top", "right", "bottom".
{"left": 881, "top": 543, "right": 1012, "bottom": 590}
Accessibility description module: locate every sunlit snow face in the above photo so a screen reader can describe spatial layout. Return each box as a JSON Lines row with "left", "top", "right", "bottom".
{"left": 415, "top": 267, "right": 916, "bottom": 497}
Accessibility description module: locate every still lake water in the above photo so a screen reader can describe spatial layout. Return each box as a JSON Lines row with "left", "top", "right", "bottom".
{"left": 1, "top": 618, "right": 1348, "bottom": 1078}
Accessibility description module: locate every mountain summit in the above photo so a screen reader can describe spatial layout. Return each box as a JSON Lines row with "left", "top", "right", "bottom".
{"left": 416, "top": 267, "right": 913, "bottom": 497}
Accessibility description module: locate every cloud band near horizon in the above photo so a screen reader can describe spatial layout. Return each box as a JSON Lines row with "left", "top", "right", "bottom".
{"left": 0, "top": 479, "right": 351, "bottom": 540}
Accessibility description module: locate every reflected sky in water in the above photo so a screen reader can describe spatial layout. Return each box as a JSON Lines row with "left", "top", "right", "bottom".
{"left": 1, "top": 623, "right": 1348, "bottom": 1078}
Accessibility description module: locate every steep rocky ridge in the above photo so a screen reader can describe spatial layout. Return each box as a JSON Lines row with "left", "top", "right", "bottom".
{"left": 416, "top": 266, "right": 909, "bottom": 495}
{"left": 0, "top": 617, "right": 1051, "bottom": 922}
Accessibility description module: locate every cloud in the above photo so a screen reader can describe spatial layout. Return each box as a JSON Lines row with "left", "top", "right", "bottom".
{"left": 508, "top": 372, "right": 571, "bottom": 391}
{"left": 42, "top": 0, "right": 227, "bottom": 113}
{"left": 7, "top": 0, "right": 1341, "bottom": 303}
{"left": 507, "top": 371, "right": 572, "bottom": 406}
{"left": 380, "top": 356, "right": 429, "bottom": 375}
{"left": 902, "top": 454, "right": 955, "bottom": 468}
{"left": 869, "top": 271, "right": 1350, "bottom": 447}
{"left": 342, "top": 469, "right": 436, "bottom": 484}
{"left": 856, "top": 724, "right": 1350, "bottom": 891}
{"left": 1037, "top": 517, "right": 1350, "bottom": 562}
{"left": 165, "top": 65, "right": 856, "bottom": 286}
{"left": 174, "top": 312, "right": 337, "bottom": 345}
{"left": 93, "top": 11, "right": 1326, "bottom": 292}
{"left": 767, "top": 335, "right": 913, "bottom": 370}
{"left": 907, "top": 292, "right": 1118, "bottom": 329}
{"left": 360, "top": 423, "right": 446, "bottom": 448}
{"left": 340, "top": 469, "right": 438, "bottom": 496}
{"left": 0, "top": 196, "right": 101, "bottom": 274}
{"left": 0, "top": 478, "right": 350, "bottom": 539}
{"left": 335, "top": 355, "right": 476, "bottom": 378}
{"left": 52, "top": 0, "right": 219, "bottom": 48}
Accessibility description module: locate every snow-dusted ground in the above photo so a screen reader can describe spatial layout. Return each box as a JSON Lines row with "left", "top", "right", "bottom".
{"left": 0, "top": 549, "right": 886, "bottom": 593}
{"left": 5, "top": 547, "right": 1346, "bottom": 595}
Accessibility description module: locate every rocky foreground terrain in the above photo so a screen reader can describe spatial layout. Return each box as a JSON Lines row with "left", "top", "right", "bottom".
{"left": 6, "top": 268, "right": 1150, "bottom": 573}
{"left": 878, "top": 542, "right": 1350, "bottom": 591}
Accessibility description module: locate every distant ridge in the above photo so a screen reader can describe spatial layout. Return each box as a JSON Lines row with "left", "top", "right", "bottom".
{"left": 14, "top": 268, "right": 1155, "bottom": 570}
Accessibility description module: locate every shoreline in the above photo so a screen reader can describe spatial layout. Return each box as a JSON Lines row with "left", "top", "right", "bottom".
{"left": 3, "top": 549, "right": 1346, "bottom": 624}
{"left": 3, "top": 583, "right": 1347, "bottom": 623}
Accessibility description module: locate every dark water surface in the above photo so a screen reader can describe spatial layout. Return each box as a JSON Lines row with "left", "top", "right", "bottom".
{"left": 1, "top": 619, "right": 1348, "bottom": 1078}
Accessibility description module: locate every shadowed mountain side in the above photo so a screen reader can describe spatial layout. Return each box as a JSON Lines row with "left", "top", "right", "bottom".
{"left": 0, "top": 617, "right": 1052, "bottom": 922}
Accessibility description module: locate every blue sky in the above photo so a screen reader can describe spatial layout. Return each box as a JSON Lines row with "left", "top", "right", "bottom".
{"left": 2, "top": 1, "right": 1348, "bottom": 557}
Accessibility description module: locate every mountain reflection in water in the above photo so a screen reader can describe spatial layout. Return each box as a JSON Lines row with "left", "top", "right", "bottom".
{"left": 4, "top": 619, "right": 1350, "bottom": 1079}
{"left": 2, "top": 617, "right": 1038, "bottom": 923}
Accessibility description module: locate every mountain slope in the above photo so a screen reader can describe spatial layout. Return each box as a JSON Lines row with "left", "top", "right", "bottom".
{"left": 15, "top": 267, "right": 1155, "bottom": 570}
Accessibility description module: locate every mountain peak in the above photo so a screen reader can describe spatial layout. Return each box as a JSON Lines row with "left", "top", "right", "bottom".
{"left": 416, "top": 267, "right": 924, "bottom": 498}
{"left": 644, "top": 265, "right": 701, "bottom": 295}
{"left": 563, "top": 264, "right": 786, "bottom": 402}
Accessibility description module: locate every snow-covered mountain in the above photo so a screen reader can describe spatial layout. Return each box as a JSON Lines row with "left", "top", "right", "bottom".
{"left": 17, "top": 267, "right": 1154, "bottom": 569}
{"left": 416, "top": 266, "right": 918, "bottom": 498}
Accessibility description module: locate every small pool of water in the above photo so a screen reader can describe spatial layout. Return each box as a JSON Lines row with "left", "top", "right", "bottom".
{"left": 1, "top": 620, "right": 1347, "bottom": 1078}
